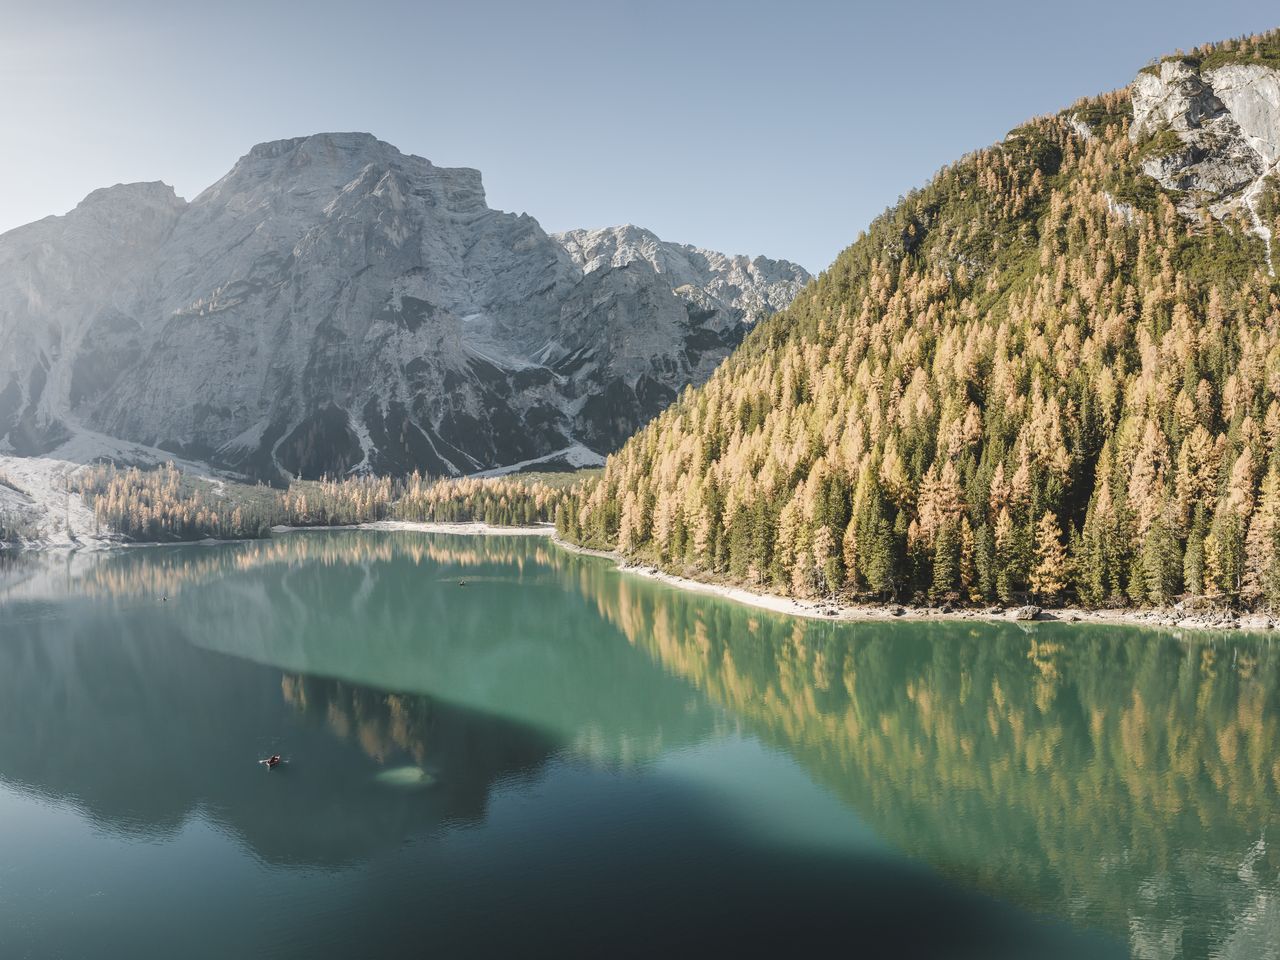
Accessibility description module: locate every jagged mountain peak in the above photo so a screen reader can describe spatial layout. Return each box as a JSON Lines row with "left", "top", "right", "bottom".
{"left": 0, "top": 181, "right": 185, "bottom": 249}
{"left": 195, "top": 131, "right": 487, "bottom": 214}
{"left": 246, "top": 130, "right": 385, "bottom": 158}
{"left": 238, "top": 131, "right": 421, "bottom": 171}
{"left": 557, "top": 222, "right": 809, "bottom": 275}
{"left": 555, "top": 224, "right": 811, "bottom": 324}
{"left": 74, "top": 180, "right": 185, "bottom": 214}
{"left": 0, "top": 135, "right": 806, "bottom": 478}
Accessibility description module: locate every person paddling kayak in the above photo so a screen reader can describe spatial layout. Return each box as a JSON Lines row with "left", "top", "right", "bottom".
{"left": 259, "top": 754, "right": 283, "bottom": 769}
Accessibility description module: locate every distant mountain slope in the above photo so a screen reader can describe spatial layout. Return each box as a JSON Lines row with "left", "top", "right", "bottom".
{"left": 563, "top": 30, "right": 1280, "bottom": 611}
{"left": 555, "top": 224, "right": 810, "bottom": 326}
{"left": 0, "top": 133, "right": 809, "bottom": 480}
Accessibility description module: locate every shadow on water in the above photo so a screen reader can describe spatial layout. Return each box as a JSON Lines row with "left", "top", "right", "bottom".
{"left": 33, "top": 532, "right": 722, "bottom": 759}
{"left": 0, "top": 629, "right": 1117, "bottom": 959}
{"left": 0, "top": 613, "right": 558, "bottom": 867}
{"left": 3, "top": 531, "right": 1271, "bottom": 956}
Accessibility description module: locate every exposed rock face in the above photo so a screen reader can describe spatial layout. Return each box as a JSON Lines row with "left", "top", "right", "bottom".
{"left": 1202, "top": 65, "right": 1280, "bottom": 167}
{"left": 554, "top": 224, "right": 810, "bottom": 326}
{"left": 0, "top": 182, "right": 187, "bottom": 454}
{"left": 1130, "top": 60, "right": 1280, "bottom": 268}
{"left": 0, "top": 133, "right": 809, "bottom": 479}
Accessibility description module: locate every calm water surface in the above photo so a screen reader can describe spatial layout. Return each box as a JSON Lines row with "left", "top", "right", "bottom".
{"left": 0, "top": 532, "right": 1276, "bottom": 958}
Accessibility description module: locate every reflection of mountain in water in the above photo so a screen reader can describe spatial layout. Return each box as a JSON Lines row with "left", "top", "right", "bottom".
{"left": 25, "top": 532, "right": 720, "bottom": 760}
{"left": 580, "top": 572, "right": 1280, "bottom": 956}
{"left": 0, "top": 612, "right": 557, "bottom": 866}
{"left": 0, "top": 586, "right": 1126, "bottom": 959}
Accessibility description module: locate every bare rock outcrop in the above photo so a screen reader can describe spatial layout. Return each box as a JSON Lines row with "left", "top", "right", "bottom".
{"left": 1130, "top": 59, "right": 1280, "bottom": 269}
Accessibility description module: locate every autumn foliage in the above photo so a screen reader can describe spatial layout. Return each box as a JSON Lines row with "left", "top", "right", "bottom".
{"left": 559, "top": 31, "right": 1280, "bottom": 610}
{"left": 75, "top": 463, "right": 560, "bottom": 542}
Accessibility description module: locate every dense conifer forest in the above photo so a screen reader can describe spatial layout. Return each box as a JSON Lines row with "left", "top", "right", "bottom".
{"left": 558, "top": 31, "right": 1280, "bottom": 610}
{"left": 73, "top": 464, "right": 562, "bottom": 542}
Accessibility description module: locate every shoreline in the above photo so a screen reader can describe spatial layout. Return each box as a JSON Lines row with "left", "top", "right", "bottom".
{"left": 1, "top": 518, "right": 556, "bottom": 553}
{"left": 272, "top": 520, "right": 556, "bottom": 538}
{"left": 5, "top": 519, "right": 1270, "bottom": 632}
{"left": 549, "top": 535, "right": 1271, "bottom": 634}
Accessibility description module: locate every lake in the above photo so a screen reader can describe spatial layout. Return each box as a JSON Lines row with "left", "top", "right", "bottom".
{"left": 0, "top": 531, "right": 1276, "bottom": 958}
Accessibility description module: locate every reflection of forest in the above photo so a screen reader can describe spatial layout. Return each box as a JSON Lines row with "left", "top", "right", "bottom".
{"left": 580, "top": 569, "right": 1280, "bottom": 952}
{"left": 36, "top": 532, "right": 717, "bottom": 764}
{"left": 48, "top": 531, "right": 569, "bottom": 602}
{"left": 280, "top": 673, "right": 552, "bottom": 789}
{"left": 282, "top": 674, "right": 434, "bottom": 765}
{"left": 10, "top": 530, "right": 1278, "bottom": 953}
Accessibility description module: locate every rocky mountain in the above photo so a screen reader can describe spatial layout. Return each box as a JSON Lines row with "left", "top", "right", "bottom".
{"left": 0, "top": 133, "right": 808, "bottom": 480}
{"left": 1129, "top": 56, "right": 1280, "bottom": 268}
{"left": 554, "top": 225, "right": 809, "bottom": 326}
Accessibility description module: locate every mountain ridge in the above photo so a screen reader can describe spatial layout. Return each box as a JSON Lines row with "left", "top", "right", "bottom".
{"left": 0, "top": 132, "right": 810, "bottom": 480}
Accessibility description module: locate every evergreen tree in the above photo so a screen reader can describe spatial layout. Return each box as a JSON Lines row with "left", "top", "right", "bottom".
{"left": 930, "top": 518, "right": 960, "bottom": 602}
{"left": 1139, "top": 515, "right": 1182, "bottom": 605}
{"left": 1030, "top": 511, "right": 1067, "bottom": 602}
{"left": 555, "top": 30, "right": 1280, "bottom": 614}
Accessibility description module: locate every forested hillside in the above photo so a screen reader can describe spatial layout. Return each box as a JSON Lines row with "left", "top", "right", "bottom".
{"left": 73, "top": 464, "right": 562, "bottom": 542}
{"left": 560, "top": 30, "right": 1280, "bottom": 609}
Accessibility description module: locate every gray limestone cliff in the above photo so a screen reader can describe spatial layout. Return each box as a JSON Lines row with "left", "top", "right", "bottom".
{"left": 0, "top": 133, "right": 809, "bottom": 478}
{"left": 554, "top": 224, "right": 809, "bottom": 326}
{"left": 1129, "top": 59, "right": 1280, "bottom": 268}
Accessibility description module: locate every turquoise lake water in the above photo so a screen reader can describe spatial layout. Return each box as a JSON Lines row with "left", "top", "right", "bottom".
{"left": 0, "top": 531, "right": 1276, "bottom": 958}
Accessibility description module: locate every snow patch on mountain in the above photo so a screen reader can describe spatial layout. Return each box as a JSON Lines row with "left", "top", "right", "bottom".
{"left": 471, "top": 443, "right": 605, "bottom": 478}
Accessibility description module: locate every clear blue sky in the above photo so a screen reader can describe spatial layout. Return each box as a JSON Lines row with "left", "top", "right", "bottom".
{"left": 1, "top": 0, "right": 1275, "bottom": 273}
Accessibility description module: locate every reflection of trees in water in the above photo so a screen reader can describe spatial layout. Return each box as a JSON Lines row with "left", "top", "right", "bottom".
{"left": 0, "top": 603, "right": 559, "bottom": 867}
{"left": 282, "top": 674, "right": 434, "bottom": 765}
{"left": 51, "top": 531, "right": 574, "bottom": 601}
{"left": 0, "top": 549, "right": 29, "bottom": 572}
{"left": 580, "top": 569, "right": 1280, "bottom": 952}
{"left": 277, "top": 673, "right": 558, "bottom": 824}
{"left": 60, "top": 531, "right": 1280, "bottom": 909}
{"left": 282, "top": 674, "right": 495, "bottom": 770}
{"left": 52, "top": 534, "right": 716, "bottom": 769}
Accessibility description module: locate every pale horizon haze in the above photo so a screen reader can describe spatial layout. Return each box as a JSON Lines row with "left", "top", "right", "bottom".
{"left": 2, "top": 0, "right": 1276, "bottom": 273}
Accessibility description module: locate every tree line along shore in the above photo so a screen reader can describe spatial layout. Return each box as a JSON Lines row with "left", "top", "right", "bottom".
{"left": 0, "top": 458, "right": 1277, "bottom": 630}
